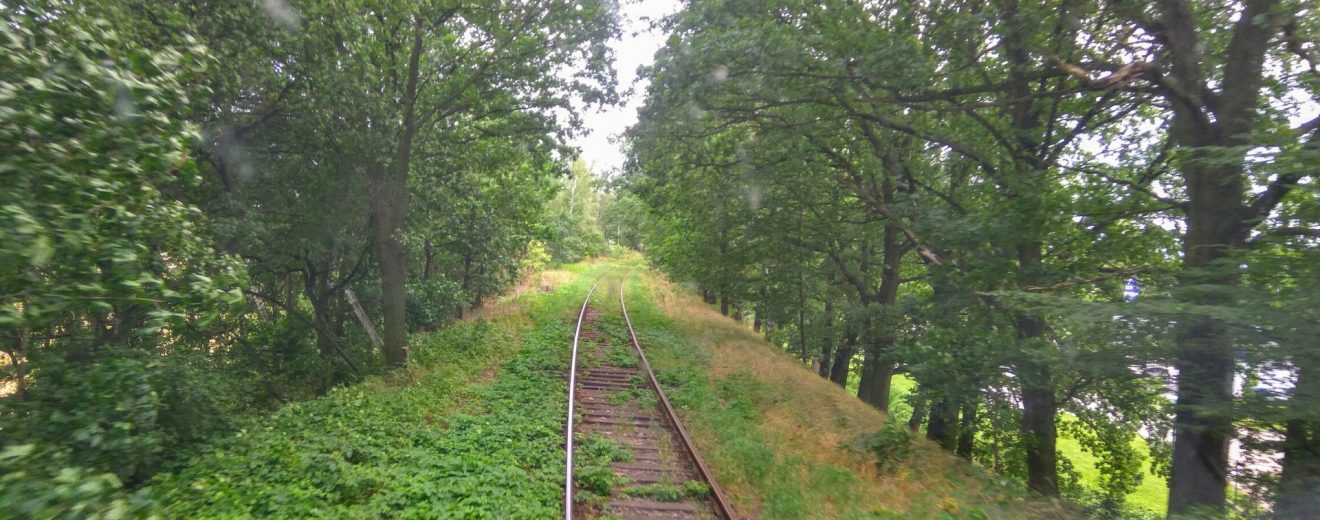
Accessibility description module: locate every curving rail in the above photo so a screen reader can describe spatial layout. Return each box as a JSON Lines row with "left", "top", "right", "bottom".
{"left": 564, "top": 275, "right": 602, "bottom": 519}
{"left": 618, "top": 270, "right": 737, "bottom": 519}
{"left": 564, "top": 269, "right": 736, "bottom": 519}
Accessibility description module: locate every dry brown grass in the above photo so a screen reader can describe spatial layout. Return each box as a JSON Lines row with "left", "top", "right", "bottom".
{"left": 640, "top": 270, "right": 1077, "bottom": 519}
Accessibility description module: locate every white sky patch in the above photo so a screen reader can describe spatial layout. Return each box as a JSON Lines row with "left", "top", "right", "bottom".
{"left": 260, "top": 0, "right": 301, "bottom": 30}
{"left": 568, "top": 0, "right": 681, "bottom": 174}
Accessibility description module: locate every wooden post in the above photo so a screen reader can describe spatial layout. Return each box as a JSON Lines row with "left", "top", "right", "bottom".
{"left": 344, "top": 288, "right": 385, "bottom": 351}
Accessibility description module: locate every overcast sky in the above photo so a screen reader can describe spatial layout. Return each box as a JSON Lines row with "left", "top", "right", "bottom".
{"left": 568, "top": 0, "right": 681, "bottom": 175}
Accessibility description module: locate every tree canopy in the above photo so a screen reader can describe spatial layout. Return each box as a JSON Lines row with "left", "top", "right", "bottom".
{"left": 625, "top": 0, "right": 1318, "bottom": 517}
{"left": 2, "top": 0, "right": 1318, "bottom": 518}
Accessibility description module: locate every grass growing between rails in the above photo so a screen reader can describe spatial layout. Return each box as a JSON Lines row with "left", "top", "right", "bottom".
{"left": 626, "top": 268, "right": 1079, "bottom": 519}
{"left": 145, "top": 262, "right": 615, "bottom": 518}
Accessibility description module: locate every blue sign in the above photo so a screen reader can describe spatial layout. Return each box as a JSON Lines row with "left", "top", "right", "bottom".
{"left": 1123, "top": 278, "right": 1141, "bottom": 302}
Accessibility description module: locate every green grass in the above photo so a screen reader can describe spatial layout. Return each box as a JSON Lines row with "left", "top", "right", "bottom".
{"left": 623, "top": 270, "right": 1057, "bottom": 519}
{"left": 144, "top": 261, "right": 1111, "bottom": 519}
{"left": 1056, "top": 418, "right": 1167, "bottom": 513}
{"left": 623, "top": 275, "right": 866, "bottom": 518}
{"left": 150, "top": 264, "right": 616, "bottom": 518}
{"left": 859, "top": 373, "right": 1167, "bottom": 515}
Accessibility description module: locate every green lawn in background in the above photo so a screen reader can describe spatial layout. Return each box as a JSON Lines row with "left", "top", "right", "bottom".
{"left": 848, "top": 371, "right": 1167, "bottom": 514}
{"left": 1056, "top": 419, "right": 1167, "bottom": 513}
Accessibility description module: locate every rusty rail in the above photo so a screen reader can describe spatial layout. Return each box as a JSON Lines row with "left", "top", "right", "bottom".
{"left": 564, "top": 275, "right": 602, "bottom": 520}
{"left": 618, "top": 269, "right": 737, "bottom": 520}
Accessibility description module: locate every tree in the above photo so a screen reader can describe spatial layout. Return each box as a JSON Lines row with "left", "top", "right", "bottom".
{"left": 1054, "top": 1, "right": 1318, "bottom": 513}
{"left": 1, "top": 4, "right": 246, "bottom": 483}
{"left": 628, "top": 0, "right": 1319, "bottom": 512}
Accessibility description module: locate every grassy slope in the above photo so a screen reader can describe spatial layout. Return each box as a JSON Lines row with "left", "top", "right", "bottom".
{"left": 626, "top": 267, "right": 1078, "bottom": 520}
{"left": 151, "top": 262, "right": 608, "bottom": 518}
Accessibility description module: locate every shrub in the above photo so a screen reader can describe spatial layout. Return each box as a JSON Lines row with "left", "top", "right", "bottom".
{"left": 2, "top": 351, "right": 239, "bottom": 486}
{"left": 406, "top": 277, "right": 464, "bottom": 331}
{"left": 683, "top": 480, "right": 711, "bottom": 499}
{"left": 0, "top": 444, "right": 157, "bottom": 519}
{"left": 865, "top": 422, "right": 915, "bottom": 473}
{"left": 521, "top": 240, "right": 552, "bottom": 276}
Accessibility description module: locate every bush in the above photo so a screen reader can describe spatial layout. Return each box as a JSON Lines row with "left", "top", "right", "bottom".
{"left": 1066, "top": 487, "right": 1163, "bottom": 520}
{"left": 865, "top": 422, "right": 915, "bottom": 473}
{"left": 406, "top": 277, "right": 464, "bottom": 331}
{"left": 0, "top": 444, "right": 157, "bottom": 519}
{"left": 1, "top": 351, "right": 239, "bottom": 486}
{"left": 521, "top": 240, "right": 552, "bottom": 276}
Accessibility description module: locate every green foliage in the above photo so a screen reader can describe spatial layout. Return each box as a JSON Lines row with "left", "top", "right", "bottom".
{"left": 0, "top": 7, "right": 244, "bottom": 337}
{"left": 0, "top": 6, "right": 249, "bottom": 510}
{"left": 623, "top": 483, "right": 685, "bottom": 501}
{"left": 5, "top": 352, "right": 240, "bottom": 485}
{"left": 1065, "top": 487, "right": 1164, "bottom": 520}
{"left": 682, "top": 479, "right": 711, "bottom": 499}
{"left": 546, "top": 160, "right": 609, "bottom": 263}
{"left": 622, "top": 0, "right": 1317, "bottom": 513}
{"left": 864, "top": 422, "right": 916, "bottom": 474}
{"left": 598, "top": 192, "right": 649, "bottom": 250}
{"left": 151, "top": 269, "right": 611, "bottom": 517}
{"left": 3, "top": 0, "right": 622, "bottom": 511}
{"left": 617, "top": 271, "right": 1071, "bottom": 518}
{"left": 574, "top": 435, "right": 631, "bottom": 504}
{"left": 521, "top": 240, "right": 553, "bottom": 277}
{"left": 0, "top": 445, "right": 157, "bottom": 520}
{"left": 406, "top": 278, "right": 464, "bottom": 331}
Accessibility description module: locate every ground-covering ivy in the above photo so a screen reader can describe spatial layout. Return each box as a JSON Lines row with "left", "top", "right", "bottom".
{"left": 150, "top": 266, "right": 612, "bottom": 518}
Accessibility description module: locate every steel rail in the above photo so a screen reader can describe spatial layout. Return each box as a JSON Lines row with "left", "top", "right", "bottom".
{"left": 564, "top": 275, "right": 603, "bottom": 520}
{"left": 618, "top": 269, "right": 738, "bottom": 520}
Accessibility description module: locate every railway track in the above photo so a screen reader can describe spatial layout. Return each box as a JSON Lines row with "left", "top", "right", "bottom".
{"left": 565, "top": 271, "right": 736, "bottom": 519}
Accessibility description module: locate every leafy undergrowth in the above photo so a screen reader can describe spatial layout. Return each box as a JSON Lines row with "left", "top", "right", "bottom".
{"left": 148, "top": 264, "right": 612, "bottom": 518}
{"left": 626, "top": 268, "right": 1081, "bottom": 520}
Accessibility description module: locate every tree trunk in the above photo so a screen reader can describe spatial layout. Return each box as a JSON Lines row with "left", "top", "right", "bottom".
{"left": 309, "top": 302, "right": 338, "bottom": 357}
{"left": 998, "top": 0, "right": 1059, "bottom": 497}
{"left": 1018, "top": 362, "right": 1059, "bottom": 496}
{"left": 957, "top": 400, "right": 978, "bottom": 460}
{"left": 473, "top": 261, "right": 486, "bottom": 309}
{"left": 1165, "top": 139, "right": 1245, "bottom": 516}
{"left": 372, "top": 21, "right": 425, "bottom": 369}
{"left": 828, "top": 331, "right": 853, "bottom": 388}
{"left": 1014, "top": 240, "right": 1059, "bottom": 497}
{"left": 855, "top": 213, "right": 908, "bottom": 411}
{"left": 818, "top": 298, "right": 834, "bottom": 378}
{"left": 858, "top": 213, "right": 903, "bottom": 414}
{"left": 5, "top": 327, "right": 27, "bottom": 402}
{"left": 754, "top": 272, "right": 768, "bottom": 334}
{"left": 422, "top": 240, "right": 434, "bottom": 282}
{"left": 1154, "top": 1, "right": 1279, "bottom": 513}
{"left": 927, "top": 398, "right": 958, "bottom": 450}
{"left": 908, "top": 396, "right": 926, "bottom": 432}
{"left": 1275, "top": 344, "right": 1319, "bottom": 518}
{"left": 285, "top": 272, "right": 297, "bottom": 310}
{"left": 372, "top": 189, "right": 409, "bottom": 367}
{"left": 302, "top": 266, "right": 339, "bottom": 358}
{"left": 1017, "top": 313, "right": 1059, "bottom": 497}
{"left": 796, "top": 297, "right": 808, "bottom": 363}
{"left": 857, "top": 353, "right": 894, "bottom": 414}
